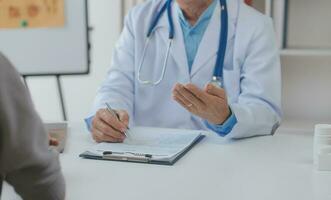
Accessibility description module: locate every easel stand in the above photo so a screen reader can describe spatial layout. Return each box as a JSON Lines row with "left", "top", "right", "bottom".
{"left": 22, "top": 74, "right": 68, "bottom": 121}
{"left": 56, "top": 75, "right": 67, "bottom": 120}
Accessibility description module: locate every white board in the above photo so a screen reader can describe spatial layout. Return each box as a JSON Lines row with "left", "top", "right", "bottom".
{"left": 0, "top": 0, "right": 89, "bottom": 75}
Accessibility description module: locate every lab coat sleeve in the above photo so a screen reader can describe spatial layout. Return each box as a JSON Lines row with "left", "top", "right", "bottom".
{"left": 204, "top": 108, "right": 238, "bottom": 136}
{"left": 228, "top": 17, "right": 282, "bottom": 139}
{"left": 86, "top": 13, "right": 136, "bottom": 126}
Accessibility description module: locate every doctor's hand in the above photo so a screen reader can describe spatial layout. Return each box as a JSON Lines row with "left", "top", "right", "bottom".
{"left": 172, "top": 83, "right": 231, "bottom": 125}
{"left": 91, "top": 109, "right": 129, "bottom": 143}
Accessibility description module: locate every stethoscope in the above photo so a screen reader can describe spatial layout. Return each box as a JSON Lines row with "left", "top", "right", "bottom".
{"left": 138, "top": 0, "right": 228, "bottom": 88}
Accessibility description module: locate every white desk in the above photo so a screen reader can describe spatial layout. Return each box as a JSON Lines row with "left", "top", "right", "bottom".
{"left": 3, "top": 123, "right": 331, "bottom": 200}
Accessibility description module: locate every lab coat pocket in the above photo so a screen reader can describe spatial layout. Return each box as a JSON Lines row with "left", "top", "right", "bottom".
{"left": 223, "top": 66, "right": 240, "bottom": 104}
{"left": 223, "top": 37, "right": 235, "bottom": 71}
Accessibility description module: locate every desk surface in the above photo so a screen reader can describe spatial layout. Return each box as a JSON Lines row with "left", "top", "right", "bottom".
{"left": 2, "top": 123, "right": 331, "bottom": 200}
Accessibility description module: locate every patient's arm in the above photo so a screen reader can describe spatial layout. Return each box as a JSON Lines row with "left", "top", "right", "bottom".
{"left": 0, "top": 53, "right": 65, "bottom": 200}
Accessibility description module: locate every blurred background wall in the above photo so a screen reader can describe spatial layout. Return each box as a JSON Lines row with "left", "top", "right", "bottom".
{"left": 26, "top": 0, "right": 122, "bottom": 122}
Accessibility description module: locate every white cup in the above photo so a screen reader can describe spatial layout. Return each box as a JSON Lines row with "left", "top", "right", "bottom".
{"left": 318, "top": 147, "right": 331, "bottom": 171}
{"left": 314, "top": 136, "right": 331, "bottom": 146}
{"left": 314, "top": 124, "right": 331, "bottom": 170}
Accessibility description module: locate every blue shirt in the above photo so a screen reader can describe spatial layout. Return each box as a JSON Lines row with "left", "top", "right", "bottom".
{"left": 85, "top": 1, "right": 237, "bottom": 136}
{"left": 177, "top": 1, "right": 237, "bottom": 136}
{"left": 176, "top": 0, "right": 217, "bottom": 71}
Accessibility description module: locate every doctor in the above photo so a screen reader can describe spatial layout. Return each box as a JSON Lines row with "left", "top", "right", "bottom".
{"left": 86, "top": 0, "right": 282, "bottom": 142}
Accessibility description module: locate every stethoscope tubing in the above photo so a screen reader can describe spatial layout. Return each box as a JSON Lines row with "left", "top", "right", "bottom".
{"left": 138, "top": 0, "right": 228, "bottom": 87}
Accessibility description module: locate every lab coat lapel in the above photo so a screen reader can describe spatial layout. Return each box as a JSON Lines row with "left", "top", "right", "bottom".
{"left": 190, "top": 0, "right": 237, "bottom": 77}
{"left": 154, "top": 2, "right": 190, "bottom": 81}
{"left": 170, "top": 3, "right": 190, "bottom": 78}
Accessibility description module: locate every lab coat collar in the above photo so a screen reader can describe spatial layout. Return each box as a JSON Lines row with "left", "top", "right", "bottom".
{"left": 154, "top": 0, "right": 238, "bottom": 79}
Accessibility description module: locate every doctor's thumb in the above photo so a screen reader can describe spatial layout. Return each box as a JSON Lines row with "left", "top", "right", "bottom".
{"left": 117, "top": 110, "right": 130, "bottom": 126}
{"left": 205, "top": 83, "right": 225, "bottom": 98}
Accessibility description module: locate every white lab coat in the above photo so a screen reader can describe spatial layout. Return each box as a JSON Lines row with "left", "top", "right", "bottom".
{"left": 88, "top": 0, "right": 282, "bottom": 139}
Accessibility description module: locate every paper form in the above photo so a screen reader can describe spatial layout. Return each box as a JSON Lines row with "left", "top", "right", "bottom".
{"left": 87, "top": 127, "right": 202, "bottom": 160}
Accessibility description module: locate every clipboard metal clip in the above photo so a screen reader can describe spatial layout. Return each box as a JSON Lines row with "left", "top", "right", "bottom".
{"left": 102, "top": 151, "right": 152, "bottom": 163}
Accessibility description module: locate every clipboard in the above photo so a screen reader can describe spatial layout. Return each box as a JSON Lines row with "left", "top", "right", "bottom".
{"left": 79, "top": 134, "right": 205, "bottom": 166}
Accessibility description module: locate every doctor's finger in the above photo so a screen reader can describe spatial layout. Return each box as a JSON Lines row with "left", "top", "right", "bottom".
{"left": 117, "top": 110, "right": 129, "bottom": 127}
{"left": 93, "top": 117, "right": 125, "bottom": 140}
{"left": 173, "top": 89, "right": 196, "bottom": 109}
{"left": 97, "top": 109, "right": 127, "bottom": 132}
{"left": 184, "top": 84, "right": 209, "bottom": 103}
{"left": 173, "top": 95, "right": 196, "bottom": 113}
{"left": 174, "top": 84, "right": 205, "bottom": 108}
{"left": 92, "top": 128, "right": 121, "bottom": 143}
{"left": 205, "top": 83, "right": 226, "bottom": 99}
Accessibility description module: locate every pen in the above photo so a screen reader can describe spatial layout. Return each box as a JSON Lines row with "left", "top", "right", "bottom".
{"left": 105, "top": 102, "right": 131, "bottom": 138}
